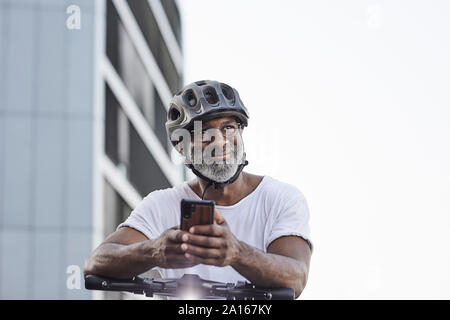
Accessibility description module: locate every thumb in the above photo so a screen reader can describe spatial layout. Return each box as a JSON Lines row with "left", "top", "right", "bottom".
{"left": 214, "top": 209, "right": 226, "bottom": 225}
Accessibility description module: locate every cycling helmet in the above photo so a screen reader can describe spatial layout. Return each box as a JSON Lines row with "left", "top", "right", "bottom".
{"left": 165, "top": 80, "right": 249, "bottom": 146}
{"left": 165, "top": 80, "right": 250, "bottom": 192}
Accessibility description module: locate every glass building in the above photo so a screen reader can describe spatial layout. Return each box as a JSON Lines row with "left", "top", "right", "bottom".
{"left": 0, "top": 0, "right": 185, "bottom": 299}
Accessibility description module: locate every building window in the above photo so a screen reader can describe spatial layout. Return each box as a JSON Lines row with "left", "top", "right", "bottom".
{"left": 106, "top": 1, "right": 172, "bottom": 158}
{"left": 160, "top": 0, "right": 182, "bottom": 47}
{"left": 126, "top": 0, "right": 180, "bottom": 95}
{"left": 154, "top": 90, "right": 171, "bottom": 154}
{"left": 107, "top": 1, "right": 155, "bottom": 128}
{"left": 105, "top": 83, "right": 120, "bottom": 166}
{"left": 129, "top": 122, "right": 172, "bottom": 197}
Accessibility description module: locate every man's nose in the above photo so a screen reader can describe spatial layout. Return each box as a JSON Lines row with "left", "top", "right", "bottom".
{"left": 211, "top": 130, "right": 226, "bottom": 145}
{"left": 208, "top": 132, "right": 230, "bottom": 155}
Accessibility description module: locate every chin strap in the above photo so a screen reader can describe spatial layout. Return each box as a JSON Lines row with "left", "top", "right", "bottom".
{"left": 187, "top": 154, "right": 249, "bottom": 200}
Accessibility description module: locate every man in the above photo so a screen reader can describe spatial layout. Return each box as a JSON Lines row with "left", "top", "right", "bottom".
{"left": 84, "top": 80, "right": 312, "bottom": 298}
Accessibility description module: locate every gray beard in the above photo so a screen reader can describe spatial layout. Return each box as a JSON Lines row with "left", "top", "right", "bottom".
{"left": 192, "top": 162, "right": 240, "bottom": 183}
{"left": 189, "top": 142, "right": 245, "bottom": 183}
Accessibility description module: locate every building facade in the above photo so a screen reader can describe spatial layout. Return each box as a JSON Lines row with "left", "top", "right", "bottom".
{"left": 0, "top": 0, "right": 185, "bottom": 299}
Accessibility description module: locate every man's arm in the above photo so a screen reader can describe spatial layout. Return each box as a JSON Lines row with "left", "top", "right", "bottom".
{"left": 84, "top": 226, "right": 196, "bottom": 279}
{"left": 232, "top": 236, "right": 311, "bottom": 298}
{"left": 84, "top": 227, "right": 155, "bottom": 279}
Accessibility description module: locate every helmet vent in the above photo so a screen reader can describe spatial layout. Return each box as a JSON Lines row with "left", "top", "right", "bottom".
{"left": 203, "top": 86, "right": 219, "bottom": 105}
{"left": 220, "top": 83, "right": 235, "bottom": 104}
{"left": 183, "top": 89, "right": 197, "bottom": 108}
{"left": 195, "top": 80, "right": 207, "bottom": 86}
{"left": 168, "top": 105, "right": 181, "bottom": 121}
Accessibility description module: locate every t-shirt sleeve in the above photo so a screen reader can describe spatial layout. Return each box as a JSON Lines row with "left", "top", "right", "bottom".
{"left": 116, "top": 194, "right": 160, "bottom": 240}
{"left": 265, "top": 188, "right": 313, "bottom": 253}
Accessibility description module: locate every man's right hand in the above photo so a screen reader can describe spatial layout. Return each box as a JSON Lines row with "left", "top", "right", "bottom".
{"left": 151, "top": 226, "right": 199, "bottom": 269}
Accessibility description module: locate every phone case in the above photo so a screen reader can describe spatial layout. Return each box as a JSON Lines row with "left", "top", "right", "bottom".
{"left": 180, "top": 199, "right": 215, "bottom": 231}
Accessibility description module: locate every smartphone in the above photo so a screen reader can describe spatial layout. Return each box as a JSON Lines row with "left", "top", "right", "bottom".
{"left": 180, "top": 199, "right": 215, "bottom": 231}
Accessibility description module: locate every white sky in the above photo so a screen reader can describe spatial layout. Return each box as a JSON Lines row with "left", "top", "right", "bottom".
{"left": 179, "top": 0, "right": 450, "bottom": 299}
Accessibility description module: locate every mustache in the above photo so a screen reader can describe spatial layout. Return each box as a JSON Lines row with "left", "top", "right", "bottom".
{"left": 209, "top": 145, "right": 236, "bottom": 158}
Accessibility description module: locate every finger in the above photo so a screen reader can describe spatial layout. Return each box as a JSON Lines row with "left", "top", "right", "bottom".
{"left": 166, "top": 243, "right": 186, "bottom": 254}
{"left": 185, "top": 254, "right": 221, "bottom": 267}
{"left": 166, "top": 229, "right": 187, "bottom": 243}
{"left": 214, "top": 209, "right": 225, "bottom": 225}
{"left": 166, "top": 229, "right": 180, "bottom": 242}
{"left": 166, "top": 253, "right": 198, "bottom": 268}
{"left": 183, "top": 233, "right": 223, "bottom": 248}
{"left": 189, "top": 224, "right": 223, "bottom": 237}
{"left": 183, "top": 244, "right": 222, "bottom": 259}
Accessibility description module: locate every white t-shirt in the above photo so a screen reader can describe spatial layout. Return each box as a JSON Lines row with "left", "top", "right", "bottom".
{"left": 117, "top": 175, "right": 312, "bottom": 283}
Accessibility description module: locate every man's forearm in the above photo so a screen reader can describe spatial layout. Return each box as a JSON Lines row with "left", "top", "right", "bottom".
{"left": 84, "top": 241, "right": 157, "bottom": 279}
{"left": 231, "top": 241, "right": 308, "bottom": 298}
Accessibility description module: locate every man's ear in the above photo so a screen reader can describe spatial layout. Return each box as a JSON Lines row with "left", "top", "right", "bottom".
{"left": 237, "top": 122, "right": 245, "bottom": 133}
{"left": 237, "top": 125, "right": 245, "bottom": 137}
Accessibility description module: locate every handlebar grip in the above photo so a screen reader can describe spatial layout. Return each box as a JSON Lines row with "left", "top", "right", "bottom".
{"left": 85, "top": 275, "right": 108, "bottom": 290}
{"left": 227, "top": 285, "right": 295, "bottom": 300}
{"left": 85, "top": 275, "right": 144, "bottom": 292}
{"left": 265, "top": 287, "right": 295, "bottom": 300}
